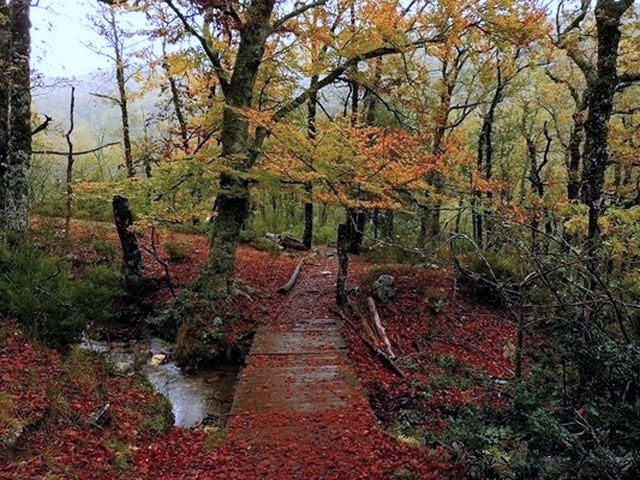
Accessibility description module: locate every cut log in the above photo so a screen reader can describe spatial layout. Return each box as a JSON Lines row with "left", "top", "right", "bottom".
{"left": 280, "top": 235, "right": 308, "bottom": 251}
{"left": 265, "top": 233, "right": 309, "bottom": 251}
{"left": 278, "top": 257, "right": 305, "bottom": 294}
{"left": 367, "top": 296, "right": 395, "bottom": 359}
{"left": 93, "top": 403, "right": 111, "bottom": 427}
{"left": 360, "top": 312, "right": 377, "bottom": 344}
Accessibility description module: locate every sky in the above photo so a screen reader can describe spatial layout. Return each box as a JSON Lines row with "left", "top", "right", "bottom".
{"left": 32, "top": 0, "right": 147, "bottom": 78}
{"left": 32, "top": 0, "right": 567, "bottom": 79}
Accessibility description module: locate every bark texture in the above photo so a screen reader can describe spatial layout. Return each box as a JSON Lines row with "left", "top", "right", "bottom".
{"left": 303, "top": 74, "right": 318, "bottom": 249}
{"left": 205, "top": 0, "right": 276, "bottom": 293}
{"left": 0, "top": 0, "right": 31, "bottom": 233}
{"left": 0, "top": 1, "right": 10, "bottom": 229}
{"left": 336, "top": 223, "right": 350, "bottom": 306}
{"left": 580, "top": 0, "right": 634, "bottom": 241}
{"left": 65, "top": 87, "right": 76, "bottom": 235}
{"left": 112, "top": 195, "right": 142, "bottom": 279}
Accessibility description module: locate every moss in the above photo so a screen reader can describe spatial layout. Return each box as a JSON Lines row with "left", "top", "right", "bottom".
{"left": 389, "top": 468, "right": 415, "bottom": 479}
{"left": 165, "top": 240, "right": 190, "bottom": 262}
{"left": 423, "top": 286, "right": 448, "bottom": 315}
{"left": 204, "top": 427, "right": 227, "bottom": 450}
{"left": 110, "top": 440, "right": 134, "bottom": 470}
{"left": 140, "top": 394, "right": 174, "bottom": 435}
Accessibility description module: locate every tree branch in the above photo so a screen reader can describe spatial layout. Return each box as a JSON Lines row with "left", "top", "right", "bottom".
{"left": 163, "top": 0, "right": 230, "bottom": 95}
{"left": 32, "top": 115, "right": 52, "bottom": 136}
{"left": 271, "top": 0, "right": 327, "bottom": 31}
{"left": 33, "top": 142, "right": 120, "bottom": 156}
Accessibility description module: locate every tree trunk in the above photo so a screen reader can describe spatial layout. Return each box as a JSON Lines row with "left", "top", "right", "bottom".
{"left": 303, "top": 75, "right": 318, "bottom": 249}
{"left": 205, "top": 0, "right": 276, "bottom": 293}
{"left": 109, "top": 9, "right": 134, "bottom": 178}
{"left": 567, "top": 111, "right": 585, "bottom": 200}
{"left": 1, "top": 0, "right": 31, "bottom": 233}
{"left": 0, "top": 0, "right": 11, "bottom": 231}
{"left": 580, "top": 0, "right": 633, "bottom": 242}
{"left": 112, "top": 195, "right": 142, "bottom": 279}
{"left": 382, "top": 210, "right": 394, "bottom": 239}
{"left": 336, "top": 222, "right": 350, "bottom": 306}
{"left": 347, "top": 209, "right": 366, "bottom": 254}
{"left": 474, "top": 69, "right": 504, "bottom": 248}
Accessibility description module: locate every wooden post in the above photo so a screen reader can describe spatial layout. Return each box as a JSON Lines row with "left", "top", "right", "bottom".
{"left": 336, "top": 223, "right": 350, "bottom": 306}
{"left": 112, "top": 195, "right": 142, "bottom": 279}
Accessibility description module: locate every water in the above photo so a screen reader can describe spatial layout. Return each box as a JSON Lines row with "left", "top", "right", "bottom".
{"left": 80, "top": 337, "right": 240, "bottom": 428}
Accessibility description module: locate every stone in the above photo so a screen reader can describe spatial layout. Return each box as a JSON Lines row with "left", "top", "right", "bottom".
{"left": 371, "top": 274, "right": 396, "bottom": 303}
{"left": 149, "top": 353, "right": 167, "bottom": 367}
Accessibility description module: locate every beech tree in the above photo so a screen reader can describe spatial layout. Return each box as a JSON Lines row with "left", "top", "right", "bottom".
{"left": 158, "top": 0, "right": 447, "bottom": 293}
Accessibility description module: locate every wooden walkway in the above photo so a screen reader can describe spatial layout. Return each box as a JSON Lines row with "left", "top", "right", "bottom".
{"left": 225, "top": 258, "right": 379, "bottom": 463}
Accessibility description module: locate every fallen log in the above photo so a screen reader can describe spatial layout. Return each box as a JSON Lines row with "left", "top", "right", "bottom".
{"left": 367, "top": 296, "right": 395, "bottom": 359}
{"left": 331, "top": 306, "right": 409, "bottom": 380}
{"left": 265, "top": 233, "right": 309, "bottom": 251}
{"left": 278, "top": 257, "right": 305, "bottom": 294}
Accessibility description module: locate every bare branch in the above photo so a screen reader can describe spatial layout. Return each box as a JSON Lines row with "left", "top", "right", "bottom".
{"left": 271, "top": 0, "right": 327, "bottom": 31}
{"left": 33, "top": 142, "right": 120, "bottom": 156}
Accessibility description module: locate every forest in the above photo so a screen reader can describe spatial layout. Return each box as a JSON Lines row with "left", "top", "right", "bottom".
{"left": 1, "top": 0, "right": 639, "bottom": 478}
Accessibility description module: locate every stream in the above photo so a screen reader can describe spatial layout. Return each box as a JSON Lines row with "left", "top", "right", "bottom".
{"left": 81, "top": 337, "right": 240, "bottom": 428}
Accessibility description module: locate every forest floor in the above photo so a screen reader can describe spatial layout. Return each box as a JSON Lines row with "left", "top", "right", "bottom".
{"left": 1, "top": 219, "right": 518, "bottom": 479}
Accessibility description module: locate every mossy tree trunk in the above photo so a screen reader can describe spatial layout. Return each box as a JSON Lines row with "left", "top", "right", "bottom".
{"left": 205, "top": 0, "right": 276, "bottom": 294}
{"left": 0, "top": 1, "right": 10, "bottom": 230}
{"left": 580, "top": 0, "right": 634, "bottom": 243}
{"left": 112, "top": 195, "right": 142, "bottom": 279}
{"left": 0, "top": 0, "right": 31, "bottom": 233}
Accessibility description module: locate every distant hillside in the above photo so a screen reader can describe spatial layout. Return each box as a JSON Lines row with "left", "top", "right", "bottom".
{"left": 33, "top": 71, "right": 162, "bottom": 150}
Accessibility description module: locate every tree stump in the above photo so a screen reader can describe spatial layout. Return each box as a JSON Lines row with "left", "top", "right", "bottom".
{"left": 112, "top": 195, "right": 142, "bottom": 279}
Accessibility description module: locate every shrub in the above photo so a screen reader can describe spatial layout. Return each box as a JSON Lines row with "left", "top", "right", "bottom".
{"left": 362, "top": 244, "right": 423, "bottom": 265}
{"left": 93, "top": 238, "right": 119, "bottom": 265}
{"left": 140, "top": 394, "right": 174, "bottom": 435}
{"left": 165, "top": 240, "right": 189, "bottom": 262}
{"left": 0, "top": 240, "right": 124, "bottom": 349}
{"left": 423, "top": 286, "right": 448, "bottom": 314}
{"left": 174, "top": 314, "right": 226, "bottom": 370}
{"left": 459, "top": 250, "right": 523, "bottom": 306}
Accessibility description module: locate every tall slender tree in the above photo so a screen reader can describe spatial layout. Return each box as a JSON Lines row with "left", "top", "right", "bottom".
{"left": 91, "top": 4, "right": 135, "bottom": 177}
